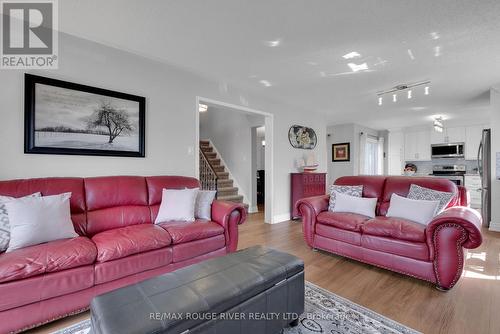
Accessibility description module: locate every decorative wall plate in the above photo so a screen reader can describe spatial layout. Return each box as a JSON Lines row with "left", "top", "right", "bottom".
{"left": 288, "top": 125, "right": 317, "bottom": 149}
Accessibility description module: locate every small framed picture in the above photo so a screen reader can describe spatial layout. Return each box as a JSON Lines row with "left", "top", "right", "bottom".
{"left": 332, "top": 143, "right": 350, "bottom": 162}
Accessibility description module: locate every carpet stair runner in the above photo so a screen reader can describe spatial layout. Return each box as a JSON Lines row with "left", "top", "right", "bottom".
{"left": 200, "top": 140, "right": 248, "bottom": 210}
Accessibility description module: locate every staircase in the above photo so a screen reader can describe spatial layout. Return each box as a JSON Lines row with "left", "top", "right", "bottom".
{"left": 199, "top": 140, "right": 248, "bottom": 208}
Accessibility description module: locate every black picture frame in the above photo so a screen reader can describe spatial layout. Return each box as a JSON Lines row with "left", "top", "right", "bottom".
{"left": 332, "top": 142, "right": 350, "bottom": 162}
{"left": 24, "top": 74, "right": 146, "bottom": 157}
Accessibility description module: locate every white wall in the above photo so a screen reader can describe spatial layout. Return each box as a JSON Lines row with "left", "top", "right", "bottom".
{"left": 199, "top": 106, "right": 264, "bottom": 210}
{"left": 490, "top": 87, "right": 500, "bottom": 231}
{"left": 0, "top": 33, "right": 327, "bottom": 223}
{"left": 327, "top": 124, "right": 355, "bottom": 186}
{"left": 326, "top": 123, "right": 381, "bottom": 186}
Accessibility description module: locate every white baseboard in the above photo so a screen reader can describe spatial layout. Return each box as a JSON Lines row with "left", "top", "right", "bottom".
{"left": 270, "top": 212, "right": 291, "bottom": 224}
{"left": 247, "top": 205, "right": 258, "bottom": 214}
{"left": 488, "top": 221, "right": 500, "bottom": 232}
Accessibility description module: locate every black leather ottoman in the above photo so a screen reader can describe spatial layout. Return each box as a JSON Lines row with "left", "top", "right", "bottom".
{"left": 90, "top": 246, "right": 304, "bottom": 334}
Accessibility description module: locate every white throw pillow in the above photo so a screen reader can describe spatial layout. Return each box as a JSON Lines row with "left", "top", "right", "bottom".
{"left": 333, "top": 191, "right": 377, "bottom": 218}
{"left": 386, "top": 193, "right": 440, "bottom": 225}
{"left": 407, "top": 184, "right": 455, "bottom": 213}
{"left": 155, "top": 188, "right": 199, "bottom": 223}
{"left": 195, "top": 190, "right": 216, "bottom": 220}
{"left": 5, "top": 192, "right": 78, "bottom": 252}
{"left": 0, "top": 192, "right": 41, "bottom": 252}
{"left": 328, "top": 185, "right": 363, "bottom": 211}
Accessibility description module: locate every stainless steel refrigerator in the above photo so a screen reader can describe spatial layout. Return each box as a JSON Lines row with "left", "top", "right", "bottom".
{"left": 478, "top": 129, "right": 491, "bottom": 227}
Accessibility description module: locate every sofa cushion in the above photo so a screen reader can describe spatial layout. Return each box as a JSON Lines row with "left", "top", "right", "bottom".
{"left": 379, "top": 176, "right": 458, "bottom": 216}
{"left": 94, "top": 247, "right": 173, "bottom": 284}
{"left": 172, "top": 234, "right": 226, "bottom": 262}
{"left": 5, "top": 193, "right": 79, "bottom": 252}
{"left": 0, "top": 265, "right": 94, "bottom": 312}
{"left": 317, "top": 211, "right": 370, "bottom": 232}
{"left": 315, "top": 224, "right": 361, "bottom": 246}
{"left": 85, "top": 176, "right": 150, "bottom": 236}
{"left": 0, "top": 237, "right": 97, "bottom": 283}
{"left": 361, "top": 216, "right": 426, "bottom": 243}
{"left": 92, "top": 224, "right": 171, "bottom": 262}
{"left": 334, "top": 176, "right": 386, "bottom": 201}
{"left": 159, "top": 220, "right": 225, "bottom": 244}
{"left": 146, "top": 176, "right": 200, "bottom": 223}
{"left": 361, "top": 235, "right": 430, "bottom": 261}
{"left": 0, "top": 177, "right": 87, "bottom": 235}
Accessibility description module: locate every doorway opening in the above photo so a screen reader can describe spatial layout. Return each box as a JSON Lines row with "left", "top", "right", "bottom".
{"left": 254, "top": 126, "right": 266, "bottom": 213}
{"left": 195, "top": 97, "right": 274, "bottom": 223}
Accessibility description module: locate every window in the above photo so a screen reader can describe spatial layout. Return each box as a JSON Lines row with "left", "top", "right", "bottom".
{"left": 364, "top": 137, "right": 379, "bottom": 175}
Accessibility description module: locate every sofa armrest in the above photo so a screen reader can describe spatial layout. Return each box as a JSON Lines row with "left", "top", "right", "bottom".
{"left": 457, "top": 185, "right": 470, "bottom": 207}
{"left": 425, "top": 206, "right": 483, "bottom": 289}
{"left": 426, "top": 206, "right": 482, "bottom": 249}
{"left": 296, "top": 195, "right": 329, "bottom": 248}
{"left": 211, "top": 200, "right": 247, "bottom": 252}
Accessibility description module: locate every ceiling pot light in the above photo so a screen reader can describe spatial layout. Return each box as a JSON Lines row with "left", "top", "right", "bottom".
{"left": 392, "top": 94, "right": 397, "bottom": 102}
{"left": 378, "top": 96, "right": 383, "bottom": 106}
{"left": 424, "top": 86, "right": 430, "bottom": 95}
{"left": 342, "top": 51, "right": 361, "bottom": 59}
{"left": 265, "top": 39, "right": 281, "bottom": 47}
{"left": 407, "top": 49, "right": 415, "bottom": 60}
{"left": 262, "top": 140, "right": 266, "bottom": 146}
{"left": 434, "top": 46, "right": 441, "bottom": 57}
{"left": 259, "top": 79, "right": 272, "bottom": 87}
{"left": 199, "top": 104, "right": 208, "bottom": 112}
{"left": 347, "top": 62, "right": 368, "bottom": 72}
{"left": 407, "top": 90, "right": 412, "bottom": 99}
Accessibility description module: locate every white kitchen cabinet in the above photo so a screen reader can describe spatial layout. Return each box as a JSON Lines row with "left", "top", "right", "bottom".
{"left": 388, "top": 131, "right": 404, "bottom": 175}
{"left": 465, "top": 175, "right": 482, "bottom": 209}
{"left": 417, "top": 130, "right": 431, "bottom": 160}
{"left": 445, "top": 127, "right": 466, "bottom": 143}
{"left": 404, "top": 132, "right": 417, "bottom": 161}
{"left": 430, "top": 126, "right": 466, "bottom": 144}
{"left": 430, "top": 130, "right": 445, "bottom": 144}
{"left": 465, "top": 125, "right": 484, "bottom": 160}
{"left": 404, "top": 130, "right": 431, "bottom": 161}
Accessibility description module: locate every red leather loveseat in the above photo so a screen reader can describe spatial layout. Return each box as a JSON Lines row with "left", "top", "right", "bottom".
{"left": 297, "top": 176, "right": 482, "bottom": 290}
{"left": 0, "top": 175, "right": 246, "bottom": 334}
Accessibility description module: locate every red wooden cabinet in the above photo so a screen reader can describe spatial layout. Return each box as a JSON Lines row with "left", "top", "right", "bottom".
{"left": 291, "top": 173, "right": 327, "bottom": 219}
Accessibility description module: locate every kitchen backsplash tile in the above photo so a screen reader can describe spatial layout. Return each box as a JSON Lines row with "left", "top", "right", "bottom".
{"left": 405, "top": 159, "right": 479, "bottom": 176}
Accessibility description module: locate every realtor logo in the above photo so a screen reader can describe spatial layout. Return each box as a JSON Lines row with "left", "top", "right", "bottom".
{"left": 1, "top": 0, "right": 58, "bottom": 69}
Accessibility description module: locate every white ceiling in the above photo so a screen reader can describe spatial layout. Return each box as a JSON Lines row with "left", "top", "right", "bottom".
{"left": 59, "top": 0, "right": 500, "bottom": 130}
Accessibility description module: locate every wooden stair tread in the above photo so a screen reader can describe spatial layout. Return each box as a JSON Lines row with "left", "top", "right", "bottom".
{"left": 200, "top": 140, "right": 248, "bottom": 208}
{"left": 208, "top": 158, "right": 221, "bottom": 165}
{"left": 218, "top": 186, "right": 238, "bottom": 192}
{"left": 217, "top": 194, "right": 244, "bottom": 202}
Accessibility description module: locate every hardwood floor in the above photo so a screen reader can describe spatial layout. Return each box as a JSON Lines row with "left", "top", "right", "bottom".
{"left": 28, "top": 211, "right": 500, "bottom": 334}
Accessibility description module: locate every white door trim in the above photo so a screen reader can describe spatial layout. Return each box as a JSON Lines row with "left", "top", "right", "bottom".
{"left": 195, "top": 96, "right": 275, "bottom": 223}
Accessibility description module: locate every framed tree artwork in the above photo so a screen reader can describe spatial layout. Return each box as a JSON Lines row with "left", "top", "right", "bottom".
{"left": 332, "top": 143, "right": 350, "bottom": 162}
{"left": 24, "top": 74, "right": 145, "bottom": 157}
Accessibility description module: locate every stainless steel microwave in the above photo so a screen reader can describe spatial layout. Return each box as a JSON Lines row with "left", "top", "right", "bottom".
{"left": 431, "top": 143, "right": 465, "bottom": 159}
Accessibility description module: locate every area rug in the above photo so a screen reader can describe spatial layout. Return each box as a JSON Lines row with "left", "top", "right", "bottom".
{"left": 53, "top": 282, "right": 420, "bottom": 334}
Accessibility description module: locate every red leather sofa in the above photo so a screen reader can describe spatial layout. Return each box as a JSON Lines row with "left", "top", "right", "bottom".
{"left": 0, "top": 176, "right": 246, "bottom": 334}
{"left": 297, "top": 176, "right": 482, "bottom": 290}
